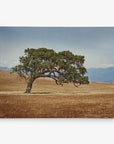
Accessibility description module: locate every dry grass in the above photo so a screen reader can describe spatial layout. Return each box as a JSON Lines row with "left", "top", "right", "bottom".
{"left": 0, "top": 70, "right": 114, "bottom": 118}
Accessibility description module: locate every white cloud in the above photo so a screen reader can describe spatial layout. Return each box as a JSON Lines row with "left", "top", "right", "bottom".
{"left": 0, "top": 59, "right": 8, "bottom": 67}
{"left": 102, "top": 64, "right": 114, "bottom": 68}
{"left": 0, "top": 60, "right": 7, "bottom": 64}
{"left": 9, "top": 61, "right": 19, "bottom": 67}
{"left": 0, "top": 58, "right": 19, "bottom": 68}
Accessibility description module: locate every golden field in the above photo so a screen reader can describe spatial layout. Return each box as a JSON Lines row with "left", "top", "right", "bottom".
{"left": 0, "top": 70, "right": 114, "bottom": 118}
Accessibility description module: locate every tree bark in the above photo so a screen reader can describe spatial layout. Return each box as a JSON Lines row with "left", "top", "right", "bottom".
{"left": 25, "top": 78, "right": 35, "bottom": 93}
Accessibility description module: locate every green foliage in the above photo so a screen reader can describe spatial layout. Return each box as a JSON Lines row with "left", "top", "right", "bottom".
{"left": 12, "top": 48, "right": 89, "bottom": 88}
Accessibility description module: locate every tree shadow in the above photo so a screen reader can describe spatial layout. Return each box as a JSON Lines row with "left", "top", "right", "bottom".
{"left": 31, "top": 92, "right": 51, "bottom": 94}
{"left": 31, "top": 91, "right": 90, "bottom": 95}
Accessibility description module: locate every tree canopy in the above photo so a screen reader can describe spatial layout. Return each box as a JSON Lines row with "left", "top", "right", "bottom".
{"left": 12, "top": 48, "right": 89, "bottom": 93}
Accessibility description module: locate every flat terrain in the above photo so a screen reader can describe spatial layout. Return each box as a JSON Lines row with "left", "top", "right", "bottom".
{"left": 0, "top": 70, "right": 114, "bottom": 118}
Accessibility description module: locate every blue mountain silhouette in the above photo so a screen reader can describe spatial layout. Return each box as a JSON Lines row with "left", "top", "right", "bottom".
{"left": 0, "top": 66, "right": 114, "bottom": 83}
{"left": 87, "top": 67, "right": 114, "bottom": 83}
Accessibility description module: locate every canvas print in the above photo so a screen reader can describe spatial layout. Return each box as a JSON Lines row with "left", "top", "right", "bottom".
{"left": 0, "top": 27, "right": 114, "bottom": 118}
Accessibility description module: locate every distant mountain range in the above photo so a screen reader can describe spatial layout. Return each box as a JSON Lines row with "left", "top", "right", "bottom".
{"left": 87, "top": 67, "right": 114, "bottom": 83}
{"left": 0, "top": 66, "right": 114, "bottom": 83}
{"left": 0, "top": 67, "right": 12, "bottom": 72}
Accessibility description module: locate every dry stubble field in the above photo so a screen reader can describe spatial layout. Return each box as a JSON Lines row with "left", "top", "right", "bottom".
{"left": 0, "top": 70, "right": 114, "bottom": 118}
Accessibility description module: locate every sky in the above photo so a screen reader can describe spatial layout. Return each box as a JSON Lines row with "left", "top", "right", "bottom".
{"left": 0, "top": 27, "right": 114, "bottom": 68}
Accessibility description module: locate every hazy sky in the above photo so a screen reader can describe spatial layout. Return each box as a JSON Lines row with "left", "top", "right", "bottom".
{"left": 0, "top": 27, "right": 114, "bottom": 68}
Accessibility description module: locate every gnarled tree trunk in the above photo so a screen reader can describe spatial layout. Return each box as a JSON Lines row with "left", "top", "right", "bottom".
{"left": 25, "top": 78, "right": 35, "bottom": 93}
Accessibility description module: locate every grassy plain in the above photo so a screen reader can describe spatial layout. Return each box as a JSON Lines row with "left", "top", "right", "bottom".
{"left": 0, "top": 70, "right": 114, "bottom": 118}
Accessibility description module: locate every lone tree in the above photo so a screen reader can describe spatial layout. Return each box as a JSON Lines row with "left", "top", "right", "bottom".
{"left": 12, "top": 48, "right": 89, "bottom": 93}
